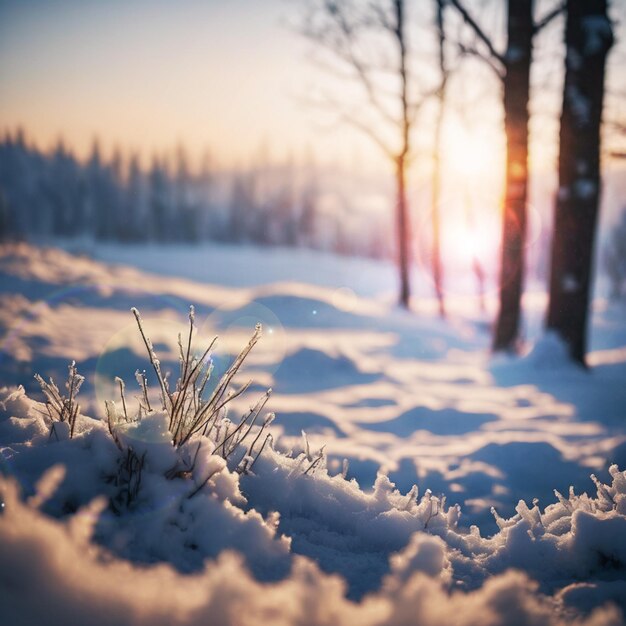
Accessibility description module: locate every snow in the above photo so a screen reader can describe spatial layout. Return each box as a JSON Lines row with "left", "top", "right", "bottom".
{"left": 1, "top": 242, "right": 626, "bottom": 624}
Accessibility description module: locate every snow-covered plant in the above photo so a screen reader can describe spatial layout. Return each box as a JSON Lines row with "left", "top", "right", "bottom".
{"left": 287, "top": 431, "right": 327, "bottom": 477}
{"left": 110, "top": 447, "right": 146, "bottom": 512}
{"left": 129, "top": 306, "right": 272, "bottom": 452}
{"left": 34, "top": 360, "right": 84, "bottom": 440}
{"left": 102, "top": 306, "right": 277, "bottom": 508}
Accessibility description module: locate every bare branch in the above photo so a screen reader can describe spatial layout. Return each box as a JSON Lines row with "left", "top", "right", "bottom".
{"left": 394, "top": 0, "right": 410, "bottom": 161}
{"left": 447, "top": 0, "right": 506, "bottom": 66}
{"left": 458, "top": 43, "right": 505, "bottom": 81}
{"left": 349, "top": 54, "right": 400, "bottom": 128}
{"left": 407, "top": 82, "right": 444, "bottom": 125}
{"left": 340, "top": 110, "right": 394, "bottom": 158}
{"left": 301, "top": 2, "right": 399, "bottom": 129}
{"left": 534, "top": 2, "right": 565, "bottom": 33}
{"left": 295, "top": 85, "right": 395, "bottom": 156}
{"left": 365, "top": 0, "right": 394, "bottom": 31}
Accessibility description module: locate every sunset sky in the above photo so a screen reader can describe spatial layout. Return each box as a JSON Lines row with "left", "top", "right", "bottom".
{"left": 0, "top": 0, "right": 380, "bottom": 167}
{"left": 0, "top": 0, "right": 509, "bottom": 172}
{"left": 1, "top": 0, "right": 623, "bottom": 182}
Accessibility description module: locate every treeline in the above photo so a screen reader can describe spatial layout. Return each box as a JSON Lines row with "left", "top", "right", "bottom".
{"left": 0, "top": 129, "right": 391, "bottom": 258}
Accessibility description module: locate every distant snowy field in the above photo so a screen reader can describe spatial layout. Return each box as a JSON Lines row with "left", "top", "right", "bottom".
{"left": 1, "top": 242, "right": 626, "bottom": 625}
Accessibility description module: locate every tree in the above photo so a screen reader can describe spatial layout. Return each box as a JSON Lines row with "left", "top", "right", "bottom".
{"left": 123, "top": 153, "right": 147, "bottom": 242}
{"left": 431, "top": 0, "right": 448, "bottom": 317}
{"left": 546, "top": 0, "right": 614, "bottom": 365}
{"left": 448, "top": 0, "right": 564, "bottom": 351}
{"left": 301, "top": 0, "right": 432, "bottom": 308}
{"left": 45, "top": 139, "right": 82, "bottom": 237}
{"left": 87, "top": 139, "right": 120, "bottom": 241}
{"left": 299, "top": 181, "right": 319, "bottom": 248}
{"left": 173, "top": 144, "right": 200, "bottom": 243}
{"left": 229, "top": 172, "right": 256, "bottom": 243}
{"left": 148, "top": 155, "right": 171, "bottom": 243}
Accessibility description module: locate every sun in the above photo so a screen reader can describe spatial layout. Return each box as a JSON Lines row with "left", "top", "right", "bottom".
{"left": 444, "top": 212, "right": 500, "bottom": 269}
{"left": 442, "top": 119, "right": 503, "bottom": 181}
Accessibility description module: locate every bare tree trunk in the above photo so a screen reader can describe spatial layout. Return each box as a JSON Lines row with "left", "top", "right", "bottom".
{"left": 473, "top": 257, "right": 486, "bottom": 312}
{"left": 492, "top": 0, "right": 533, "bottom": 352}
{"left": 464, "top": 187, "right": 486, "bottom": 313}
{"left": 396, "top": 154, "right": 411, "bottom": 308}
{"left": 546, "top": 0, "right": 613, "bottom": 365}
{"left": 300, "top": 0, "right": 419, "bottom": 309}
{"left": 431, "top": 0, "right": 447, "bottom": 318}
{"left": 430, "top": 144, "right": 445, "bottom": 316}
{"left": 394, "top": 0, "right": 412, "bottom": 309}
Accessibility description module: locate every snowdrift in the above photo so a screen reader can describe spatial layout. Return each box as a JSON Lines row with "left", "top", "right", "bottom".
{"left": 2, "top": 378, "right": 626, "bottom": 625}
{"left": 2, "top": 244, "right": 626, "bottom": 624}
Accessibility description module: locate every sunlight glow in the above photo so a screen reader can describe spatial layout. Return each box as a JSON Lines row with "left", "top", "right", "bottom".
{"left": 443, "top": 121, "right": 502, "bottom": 181}
{"left": 446, "top": 220, "right": 499, "bottom": 266}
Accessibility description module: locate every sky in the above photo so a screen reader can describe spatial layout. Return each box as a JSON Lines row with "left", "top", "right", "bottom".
{"left": 0, "top": 0, "right": 623, "bottom": 185}
{"left": 0, "top": 0, "right": 508, "bottom": 172}
{"left": 0, "top": 0, "right": 371, "bottom": 167}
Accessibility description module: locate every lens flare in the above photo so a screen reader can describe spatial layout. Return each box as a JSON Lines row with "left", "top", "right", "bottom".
{"left": 199, "top": 301, "right": 286, "bottom": 378}
{"left": 95, "top": 316, "right": 189, "bottom": 418}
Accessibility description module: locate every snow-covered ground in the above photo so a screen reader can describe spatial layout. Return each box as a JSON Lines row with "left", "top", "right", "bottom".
{"left": 1, "top": 242, "right": 626, "bottom": 625}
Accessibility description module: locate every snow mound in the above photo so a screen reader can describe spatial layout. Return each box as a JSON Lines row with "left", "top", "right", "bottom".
{"left": 274, "top": 347, "right": 381, "bottom": 393}
{"left": 0, "top": 469, "right": 623, "bottom": 626}
{"left": 525, "top": 332, "right": 580, "bottom": 369}
{"left": 2, "top": 384, "right": 626, "bottom": 622}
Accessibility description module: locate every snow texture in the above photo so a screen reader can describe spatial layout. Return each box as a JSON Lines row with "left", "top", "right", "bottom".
{"left": 1, "top": 243, "right": 626, "bottom": 624}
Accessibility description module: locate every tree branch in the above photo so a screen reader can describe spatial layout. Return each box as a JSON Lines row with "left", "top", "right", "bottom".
{"left": 407, "top": 83, "right": 445, "bottom": 125}
{"left": 393, "top": 0, "right": 410, "bottom": 159}
{"left": 534, "top": 2, "right": 566, "bottom": 33}
{"left": 447, "top": 0, "right": 506, "bottom": 66}
{"left": 341, "top": 110, "right": 394, "bottom": 159}
{"left": 301, "top": 3, "right": 400, "bottom": 129}
{"left": 458, "top": 42, "right": 506, "bottom": 81}
{"left": 364, "top": 0, "right": 394, "bottom": 31}
{"left": 298, "top": 87, "right": 395, "bottom": 158}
